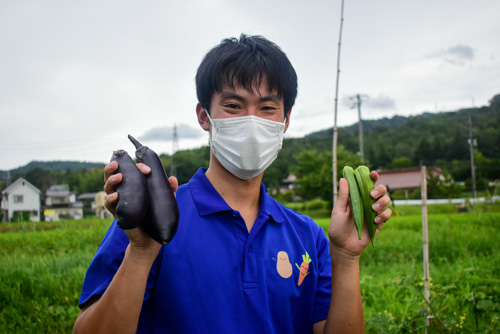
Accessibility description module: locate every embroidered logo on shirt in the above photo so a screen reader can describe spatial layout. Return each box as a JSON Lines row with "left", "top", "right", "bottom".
{"left": 275, "top": 251, "right": 293, "bottom": 278}
{"left": 295, "top": 252, "right": 312, "bottom": 286}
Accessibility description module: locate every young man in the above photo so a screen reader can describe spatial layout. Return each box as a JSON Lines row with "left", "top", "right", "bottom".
{"left": 73, "top": 34, "right": 392, "bottom": 333}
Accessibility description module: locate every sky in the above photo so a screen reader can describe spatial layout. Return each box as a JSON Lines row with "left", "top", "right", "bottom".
{"left": 1, "top": 0, "right": 499, "bottom": 171}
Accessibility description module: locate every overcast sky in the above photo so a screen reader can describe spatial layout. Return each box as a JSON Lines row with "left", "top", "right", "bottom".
{"left": 1, "top": 0, "right": 499, "bottom": 171}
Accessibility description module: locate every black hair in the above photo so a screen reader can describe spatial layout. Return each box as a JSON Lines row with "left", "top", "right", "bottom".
{"left": 195, "top": 34, "right": 298, "bottom": 115}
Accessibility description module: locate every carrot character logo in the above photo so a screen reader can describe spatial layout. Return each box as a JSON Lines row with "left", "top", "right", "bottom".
{"left": 295, "top": 252, "right": 312, "bottom": 286}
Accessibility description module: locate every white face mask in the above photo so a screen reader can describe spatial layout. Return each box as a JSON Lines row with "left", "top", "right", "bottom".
{"left": 206, "top": 111, "right": 285, "bottom": 180}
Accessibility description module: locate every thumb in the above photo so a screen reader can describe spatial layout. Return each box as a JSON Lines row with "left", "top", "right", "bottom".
{"left": 335, "top": 178, "right": 350, "bottom": 209}
{"left": 168, "top": 176, "right": 179, "bottom": 195}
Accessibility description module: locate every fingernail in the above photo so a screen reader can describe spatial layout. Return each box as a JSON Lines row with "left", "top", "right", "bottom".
{"left": 371, "top": 189, "right": 379, "bottom": 198}
{"left": 375, "top": 216, "right": 382, "bottom": 224}
{"left": 142, "top": 166, "right": 151, "bottom": 173}
{"left": 372, "top": 203, "right": 381, "bottom": 211}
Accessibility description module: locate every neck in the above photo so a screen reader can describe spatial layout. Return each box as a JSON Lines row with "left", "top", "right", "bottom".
{"left": 205, "top": 155, "right": 262, "bottom": 231}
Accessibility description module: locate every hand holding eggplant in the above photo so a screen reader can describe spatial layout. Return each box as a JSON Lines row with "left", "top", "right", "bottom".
{"left": 106, "top": 135, "right": 180, "bottom": 245}
{"left": 110, "top": 150, "right": 150, "bottom": 230}
{"left": 128, "top": 135, "right": 180, "bottom": 245}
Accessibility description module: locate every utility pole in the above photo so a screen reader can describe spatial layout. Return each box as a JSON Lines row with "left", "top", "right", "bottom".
{"left": 357, "top": 94, "right": 364, "bottom": 162}
{"left": 350, "top": 94, "right": 367, "bottom": 162}
{"left": 467, "top": 116, "right": 477, "bottom": 198}
{"left": 170, "top": 124, "right": 179, "bottom": 177}
{"left": 332, "top": 0, "right": 345, "bottom": 206}
{"left": 5, "top": 170, "right": 11, "bottom": 187}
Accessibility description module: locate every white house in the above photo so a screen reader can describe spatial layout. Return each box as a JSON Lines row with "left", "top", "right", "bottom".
{"left": 1, "top": 177, "right": 41, "bottom": 222}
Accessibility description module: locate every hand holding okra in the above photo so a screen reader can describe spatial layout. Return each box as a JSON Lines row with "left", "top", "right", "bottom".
{"left": 328, "top": 168, "right": 392, "bottom": 256}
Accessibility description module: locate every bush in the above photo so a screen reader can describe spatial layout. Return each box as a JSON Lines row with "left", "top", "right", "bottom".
{"left": 305, "top": 198, "right": 329, "bottom": 211}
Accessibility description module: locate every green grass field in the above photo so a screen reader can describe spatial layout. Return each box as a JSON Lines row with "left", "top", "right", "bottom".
{"left": 1, "top": 204, "right": 499, "bottom": 333}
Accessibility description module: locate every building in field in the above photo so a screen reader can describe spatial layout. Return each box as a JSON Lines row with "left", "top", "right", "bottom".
{"left": 375, "top": 166, "right": 443, "bottom": 198}
{"left": 1, "top": 177, "right": 41, "bottom": 222}
{"left": 44, "top": 184, "right": 83, "bottom": 221}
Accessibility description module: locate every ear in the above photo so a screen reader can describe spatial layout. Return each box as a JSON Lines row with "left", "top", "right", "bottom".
{"left": 196, "top": 103, "right": 210, "bottom": 131}
{"left": 284, "top": 109, "right": 292, "bottom": 133}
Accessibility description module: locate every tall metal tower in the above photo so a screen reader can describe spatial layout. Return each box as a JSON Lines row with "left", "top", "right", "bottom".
{"left": 170, "top": 124, "right": 179, "bottom": 176}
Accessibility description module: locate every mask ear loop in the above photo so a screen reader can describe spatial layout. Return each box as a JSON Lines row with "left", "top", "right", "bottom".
{"left": 205, "top": 109, "right": 215, "bottom": 145}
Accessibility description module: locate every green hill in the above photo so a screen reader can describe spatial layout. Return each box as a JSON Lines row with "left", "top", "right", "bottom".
{"left": 2, "top": 93, "right": 499, "bottom": 197}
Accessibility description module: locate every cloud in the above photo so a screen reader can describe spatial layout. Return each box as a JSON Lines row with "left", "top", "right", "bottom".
{"left": 341, "top": 94, "right": 396, "bottom": 110}
{"left": 428, "top": 44, "right": 475, "bottom": 65}
{"left": 139, "top": 124, "right": 205, "bottom": 142}
{"left": 365, "top": 94, "right": 397, "bottom": 109}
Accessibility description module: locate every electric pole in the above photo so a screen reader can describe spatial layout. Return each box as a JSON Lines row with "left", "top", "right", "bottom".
{"left": 467, "top": 116, "right": 477, "bottom": 198}
{"left": 350, "top": 94, "right": 367, "bottom": 162}
{"left": 170, "top": 124, "right": 179, "bottom": 177}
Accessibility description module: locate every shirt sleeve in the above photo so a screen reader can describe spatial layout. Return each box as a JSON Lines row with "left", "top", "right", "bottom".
{"left": 78, "top": 220, "right": 161, "bottom": 309}
{"left": 312, "top": 225, "right": 332, "bottom": 323}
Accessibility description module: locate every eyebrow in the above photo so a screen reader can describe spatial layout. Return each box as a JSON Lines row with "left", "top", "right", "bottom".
{"left": 219, "top": 91, "right": 282, "bottom": 104}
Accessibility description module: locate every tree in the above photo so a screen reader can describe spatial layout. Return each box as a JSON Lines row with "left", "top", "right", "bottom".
{"left": 432, "top": 135, "right": 446, "bottom": 162}
{"left": 446, "top": 129, "right": 469, "bottom": 161}
{"left": 489, "top": 93, "right": 500, "bottom": 111}
{"left": 414, "top": 137, "right": 432, "bottom": 166}
{"left": 293, "top": 146, "right": 361, "bottom": 208}
{"left": 391, "top": 157, "right": 413, "bottom": 169}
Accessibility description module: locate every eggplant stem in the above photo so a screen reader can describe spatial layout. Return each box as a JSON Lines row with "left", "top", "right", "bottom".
{"left": 128, "top": 134, "right": 143, "bottom": 149}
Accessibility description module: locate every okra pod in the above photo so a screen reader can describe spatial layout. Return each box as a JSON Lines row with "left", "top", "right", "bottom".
{"left": 354, "top": 166, "right": 377, "bottom": 247}
{"left": 343, "top": 166, "right": 364, "bottom": 240}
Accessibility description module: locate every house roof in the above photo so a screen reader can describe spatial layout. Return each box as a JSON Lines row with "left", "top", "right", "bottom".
{"left": 77, "top": 193, "right": 98, "bottom": 200}
{"left": 375, "top": 167, "right": 442, "bottom": 190}
{"left": 1, "top": 177, "right": 41, "bottom": 195}
{"left": 46, "top": 184, "right": 74, "bottom": 197}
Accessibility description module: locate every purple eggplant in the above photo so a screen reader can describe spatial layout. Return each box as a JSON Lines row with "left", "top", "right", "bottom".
{"left": 128, "top": 134, "right": 179, "bottom": 244}
{"left": 110, "top": 150, "right": 149, "bottom": 229}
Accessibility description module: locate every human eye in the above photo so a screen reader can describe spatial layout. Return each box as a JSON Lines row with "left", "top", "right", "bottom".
{"left": 224, "top": 103, "right": 241, "bottom": 109}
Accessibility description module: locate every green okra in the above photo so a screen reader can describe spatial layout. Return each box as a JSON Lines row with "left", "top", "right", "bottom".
{"left": 354, "top": 166, "right": 377, "bottom": 247}
{"left": 342, "top": 166, "right": 364, "bottom": 240}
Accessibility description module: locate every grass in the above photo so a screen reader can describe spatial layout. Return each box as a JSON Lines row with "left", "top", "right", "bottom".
{"left": 315, "top": 204, "right": 500, "bottom": 333}
{"left": 1, "top": 204, "right": 499, "bottom": 333}
{"left": 0, "top": 219, "right": 110, "bottom": 333}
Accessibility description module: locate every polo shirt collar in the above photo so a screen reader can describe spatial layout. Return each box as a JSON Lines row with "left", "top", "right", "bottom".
{"left": 189, "top": 168, "right": 285, "bottom": 224}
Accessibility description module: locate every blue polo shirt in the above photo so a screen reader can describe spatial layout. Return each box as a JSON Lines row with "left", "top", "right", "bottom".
{"left": 79, "top": 168, "right": 332, "bottom": 333}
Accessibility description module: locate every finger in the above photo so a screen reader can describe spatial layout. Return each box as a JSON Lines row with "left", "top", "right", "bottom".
{"left": 370, "top": 170, "right": 379, "bottom": 183}
{"left": 104, "top": 161, "right": 119, "bottom": 182}
{"left": 105, "top": 192, "right": 118, "bottom": 205}
{"left": 334, "top": 178, "right": 350, "bottom": 210}
{"left": 371, "top": 184, "right": 387, "bottom": 200}
{"left": 103, "top": 173, "right": 122, "bottom": 194}
{"left": 375, "top": 208, "right": 392, "bottom": 224}
{"left": 168, "top": 176, "right": 179, "bottom": 194}
{"left": 372, "top": 194, "right": 391, "bottom": 213}
{"left": 136, "top": 163, "right": 151, "bottom": 175}
{"left": 104, "top": 192, "right": 118, "bottom": 217}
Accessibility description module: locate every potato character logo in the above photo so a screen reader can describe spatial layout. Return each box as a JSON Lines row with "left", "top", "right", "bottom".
{"left": 276, "top": 251, "right": 293, "bottom": 278}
